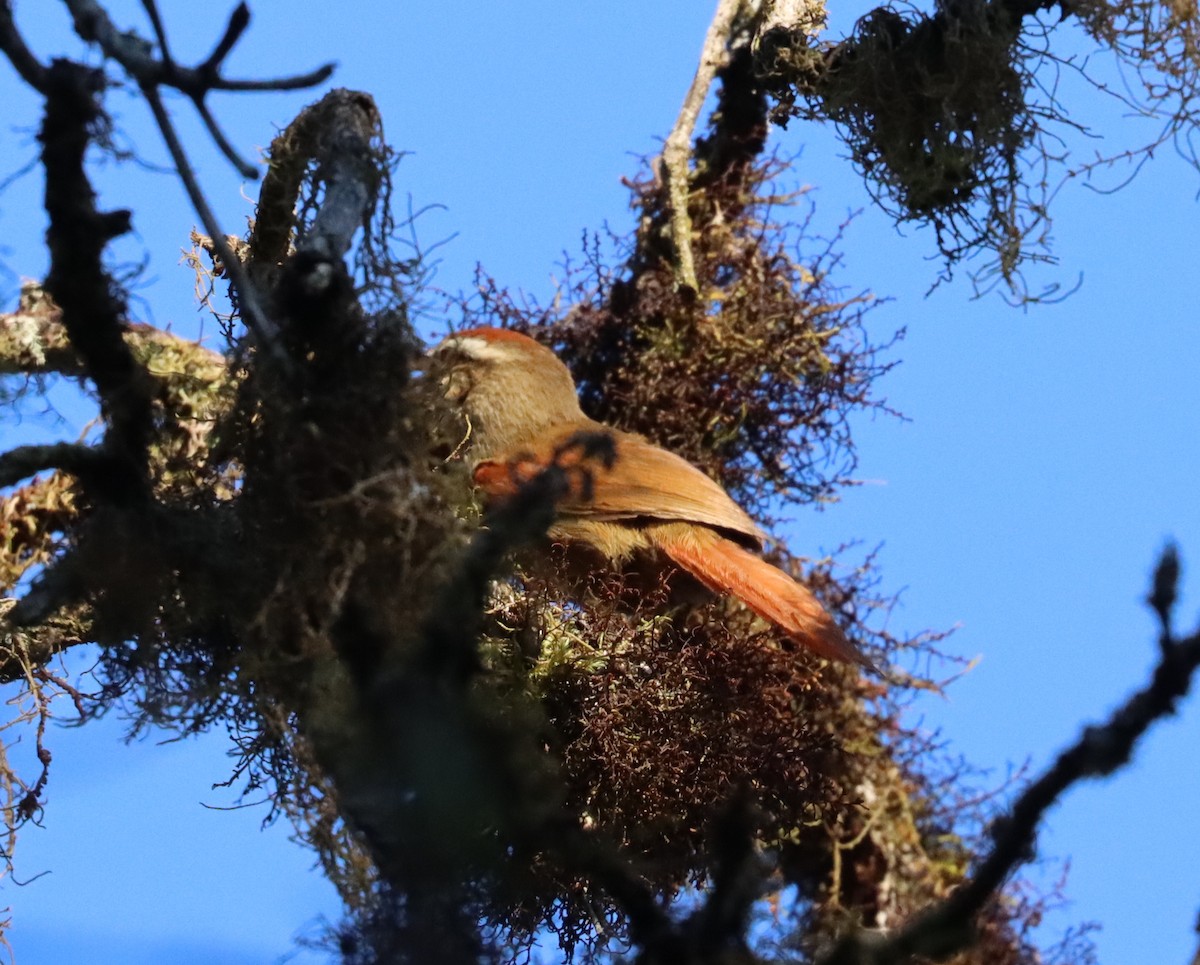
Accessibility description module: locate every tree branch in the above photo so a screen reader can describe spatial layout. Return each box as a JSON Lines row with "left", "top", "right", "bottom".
{"left": 0, "top": 609, "right": 89, "bottom": 685}
{"left": 0, "top": 443, "right": 105, "bottom": 490}
{"left": 0, "top": 283, "right": 223, "bottom": 379}
{"left": 62, "top": 0, "right": 334, "bottom": 366}
{"left": 40, "top": 59, "right": 155, "bottom": 503}
{"left": 0, "top": 1, "right": 48, "bottom": 91}
{"left": 64, "top": 0, "right": 334, "bottom": 103}
{"left": 64, "top": 0, "right": 333, "bottom": 175}
{"left": 247, "top": 89, "right": 384, "bottom": 283}
{"left": 659, "top": 0, "right": 748, "bottom": 295}
{"left": 5, "top": 558, "right": 86, "bottom": 628}
{"left": 822, "top": 547, "right": 1200, "bottom": 964}
{"left": 196, "top": 0, "right": 248, "bottom": 75}
{"left": 137, "top": 0, "right": 173, "bottom": 68}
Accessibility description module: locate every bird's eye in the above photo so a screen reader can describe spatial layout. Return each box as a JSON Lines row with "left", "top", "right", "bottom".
{"left": 443, "top": 366, "right": 472, "bottom": 403}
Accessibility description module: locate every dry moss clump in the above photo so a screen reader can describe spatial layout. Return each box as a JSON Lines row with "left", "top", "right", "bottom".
{"left": 467, "top": 566, "right": 868, "bottom": 954}
{"left": 758, "top": 0, "right": 1200, "bottom": 293}
{"left": 764, "top": 1, "right": 1036, "bottom": 282}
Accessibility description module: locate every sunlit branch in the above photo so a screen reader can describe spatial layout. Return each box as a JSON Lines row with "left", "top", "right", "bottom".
{"left": 660, "top": 0, "right": 746, "bottom": 294}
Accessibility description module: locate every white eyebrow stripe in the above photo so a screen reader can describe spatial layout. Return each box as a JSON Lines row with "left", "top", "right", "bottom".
{"left": 444, "top": 336, "right": 513, "bottom": 363}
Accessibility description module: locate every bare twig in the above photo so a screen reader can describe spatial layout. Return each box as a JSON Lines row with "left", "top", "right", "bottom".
{"left": 64, "top": 0, "right": 333, "bottom": 100}
{"left": 62, "top": 0, "right": 334, "bottom": 365}
{"left": 208, "top": 68, "right": 336, "bottom": 92}
{"left": 65, "top": 0, "right": 332, "bottom": 175}
{"left": 198, "top": 0, "right": 249, "bottom": 75}
{"left": 137, "top": 0, "right": 173, "bottom": 67}
{"left": 192, "top": 96, "right": 251, "bottom": 178}
{"left": 139, "top": 83, "right": 284, "bottom": 359}
{"left": 822, "top": 547, "right": 1200, "bottom": 965}
{"left": 1149, "top": 542, "right": 1180, "bottom": 647}
{"left": 0, "top": 1, "right": 48, "bottom": 91}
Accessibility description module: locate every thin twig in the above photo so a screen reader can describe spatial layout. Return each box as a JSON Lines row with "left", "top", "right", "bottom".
{"left": 66, "top": 0, "right": 333, "bottom": 102}
{"left": 198, "top": 1, "right": 250, "bottom": 76}
{"left": 209, "top": 66, "right": 335, "bottom": 92}
{"left": 0, "top": 1, "right": 48, "bottom": 91}
{"left": 1149, "top": 543, "right": 1180, "bottom": 648}
{"left": 140, "top": 84, "right": 286, "bottom": 363}
{"left": 822, "top": 548, "right": 1200, "bottom": 965}
{"left": 138, "top": 0, "right": 173, "bottom": 67}
{"left": 191, "top": 94, "right": 257, "bottom": 179}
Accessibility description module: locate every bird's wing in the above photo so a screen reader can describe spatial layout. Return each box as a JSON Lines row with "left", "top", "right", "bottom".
{"left": 472, "top": 426, "right": 765, "bottom": 547}
{"left": 474, "top": 427, "right": 876, "bottom": 669}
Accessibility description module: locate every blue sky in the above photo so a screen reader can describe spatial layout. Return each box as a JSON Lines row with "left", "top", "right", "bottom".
{"left": 2, "top": 2, "right": 1198, "bottom": 963}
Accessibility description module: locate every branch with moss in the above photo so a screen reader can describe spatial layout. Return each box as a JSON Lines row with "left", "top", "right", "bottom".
{"left": 755, "top": 0, "right": 1200, "bottom": 293}
{"left": 0, "top": 444, "right": 106, "bottom": 491}
{"left": 0, "top": 282, "right": 224, "bottom": 380}
{"left": 258, "top": 89, "right": 388, "bottom": 352}
{"left": 0, "top": 287, "right": 231, "bottom": 683}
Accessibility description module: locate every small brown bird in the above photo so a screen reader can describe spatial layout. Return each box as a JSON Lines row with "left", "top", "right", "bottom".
{"left": 435, "top": 326, "right": 872, "bottom": 668}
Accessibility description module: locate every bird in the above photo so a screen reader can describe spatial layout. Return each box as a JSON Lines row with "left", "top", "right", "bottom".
{"left": 434, "top": 326, "right": 873, "bottom": 669}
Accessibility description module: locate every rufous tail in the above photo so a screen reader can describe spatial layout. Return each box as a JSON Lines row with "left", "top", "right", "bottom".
{"left": 658, "top": 528, "right": 875, "bottom": 669}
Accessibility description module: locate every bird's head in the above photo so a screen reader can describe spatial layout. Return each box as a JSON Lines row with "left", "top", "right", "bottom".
{"left": 432, "top": 327, "right": 585, "bottom": 461}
